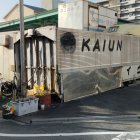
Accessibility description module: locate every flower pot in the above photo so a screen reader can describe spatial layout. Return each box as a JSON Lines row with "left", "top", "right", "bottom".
{"left": 38, "top": 95, "right": 51, "bottom": 107}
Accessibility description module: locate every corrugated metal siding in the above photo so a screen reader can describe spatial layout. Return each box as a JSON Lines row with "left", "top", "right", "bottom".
{"left": 57, "top": 29, "right": 140, "bottom": 101}
{"left": 15, "top": 36, "right": 53, "bottom": 90}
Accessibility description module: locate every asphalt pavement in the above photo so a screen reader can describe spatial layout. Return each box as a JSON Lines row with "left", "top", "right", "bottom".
{"left": 0, "top": 83, "right": 140, "bottom": 140}
{"left": 0, "top": 134, "right": 118, "bottom": 140}
{"left": 26, "top": 82, "right": 140, "bottom": 120}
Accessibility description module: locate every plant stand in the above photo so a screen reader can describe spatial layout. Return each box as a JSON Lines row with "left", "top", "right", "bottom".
{"left": 38, "top": 94, "right": 51, "bottom": 108}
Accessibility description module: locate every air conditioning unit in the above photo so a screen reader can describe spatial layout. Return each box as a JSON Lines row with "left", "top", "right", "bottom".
{"left": 0, "top": 35, "right": 11, "bottom": 47}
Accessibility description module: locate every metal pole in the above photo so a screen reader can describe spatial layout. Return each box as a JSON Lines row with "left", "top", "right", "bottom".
{"left": 19, "top": 0, "right": 26, "bottom": 97}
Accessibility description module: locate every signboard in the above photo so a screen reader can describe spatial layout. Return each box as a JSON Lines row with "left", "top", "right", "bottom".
{"left": 89, "top": 7, "right": 99, "bottom": 28}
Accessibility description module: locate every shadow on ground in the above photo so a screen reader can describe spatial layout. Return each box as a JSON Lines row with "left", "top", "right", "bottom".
{"left": 26, "top": 84, "right": 140, "bottom": 119}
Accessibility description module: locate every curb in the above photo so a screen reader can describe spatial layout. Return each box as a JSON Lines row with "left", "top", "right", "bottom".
{"left": 32, "top": 115, "right": 140, "bottom": 124}
{"left": 0, "top": 111, "right": 2, "bottom": 118}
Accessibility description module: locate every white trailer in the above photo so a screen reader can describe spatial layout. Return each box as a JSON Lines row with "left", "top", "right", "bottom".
{"left": 58, "top": 0, "right": 118, "bottom": 31}
{"left": 0, "top": 26, "right": 140, "bottom": 101}
{"left": 56, "top": 28, "right": 140, "bottom": 101}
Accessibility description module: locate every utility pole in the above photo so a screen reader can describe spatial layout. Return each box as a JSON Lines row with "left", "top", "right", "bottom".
{"left": 19, "top": 0, "right": 26, "bottom": 97}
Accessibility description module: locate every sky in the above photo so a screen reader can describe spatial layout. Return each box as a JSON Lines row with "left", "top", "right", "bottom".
{"left": 0, "top": 0, "right": 98, "bottom": 21}
{"left": 0, "top": 0, "right": 41, "bottom": 21}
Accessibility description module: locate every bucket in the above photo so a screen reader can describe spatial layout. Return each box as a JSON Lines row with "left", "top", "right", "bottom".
{"left": 41, "top": 104, "right": 45, "bottom": 110}
{"left": 38, "top": 95, "right": 51, "bottom": 107}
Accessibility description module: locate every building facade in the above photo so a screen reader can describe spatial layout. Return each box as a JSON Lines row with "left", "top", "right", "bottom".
{"left": 97, "top": 0, "right": 140, "bottom": 23}
{"left": 41, "top": 0, "right": 63, "bottom": 10}
{"left": 4, "top": 4, "right": 46, "bottom": 22}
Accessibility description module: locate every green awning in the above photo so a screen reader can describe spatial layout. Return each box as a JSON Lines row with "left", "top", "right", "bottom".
{"left": 0, "top": 9, "right": 58, "bottom": 32}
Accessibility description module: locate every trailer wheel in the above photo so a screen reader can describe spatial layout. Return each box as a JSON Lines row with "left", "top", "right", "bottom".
{"left": 95, "top": 84, "right": 101, "bottom": 94}
{"left": 129, "top": 80, "right": 134, "bottom": 84}
{"left": 123, "top": 81, "right": 129, "bottom": 87}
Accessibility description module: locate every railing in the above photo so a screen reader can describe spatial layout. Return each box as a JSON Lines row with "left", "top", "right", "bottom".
{"left": 121, "top": 16, "right": 128, "bottom": 19}
{"left": 135, "top": 6, "right": 140, "bottom": 11}
{"left": 121, "top": 0, "right": 136, "bottom": 6}
{"left": 135, "top": 14, "right": 140, "bottom": 17}
{"left": 127, "top": 16, "right": 136, "bottom": 20}
{"left": 136, "top": 0, "right": 140, "bottom": 3}
{"left": 120, "top": 0, "right": 128, "bottom": 4}
{"left": 135, "top": 8, "right": 140, "bottom": 11}
{"left": 135, "top": 16, "right": 140, "bottom": 19}
{"left": 121, "top": 15, "right": 135, "bottom": 20}
{"left": 121, "top": 7, "right": 135, "bottom": 13}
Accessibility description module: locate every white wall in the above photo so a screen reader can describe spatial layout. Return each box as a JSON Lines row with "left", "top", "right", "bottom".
{"left": 0, "top": 32, "right": 17, "bottom": 82}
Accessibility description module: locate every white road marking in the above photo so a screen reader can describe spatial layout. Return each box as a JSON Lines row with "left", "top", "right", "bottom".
{"left": 0, "top": 132, "right": 128, "bottom": 137}
{"left": 112, "top": 132, "right": 140, "bottom": 140}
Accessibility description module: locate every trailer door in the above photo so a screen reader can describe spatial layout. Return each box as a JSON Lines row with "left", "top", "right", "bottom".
{"left": 14, "top": 36, "right": 55, "bottom": 93}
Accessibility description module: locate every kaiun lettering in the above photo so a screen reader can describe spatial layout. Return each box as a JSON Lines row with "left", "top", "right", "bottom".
{"left": 82, "top": 38, "right": 122, "bottom": 52}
